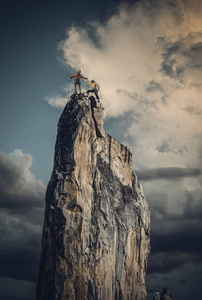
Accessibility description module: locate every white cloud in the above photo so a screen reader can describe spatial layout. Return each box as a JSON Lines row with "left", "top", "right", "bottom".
{"left": 0, "top": 148, "right": 45, "bottom": 217}
{"left": 44, "top": 94, "right": 69, "bottom": 110}
{"left": 5, "top": 149, "right": 45, "bottom": 195}
{"left": 46, "top": 0, "right": 202, "bottom": 172}
{"left": 44, "top": 0, "right": 202, "bottom": 230}
{"left": 8, "top": 149, "right": 36, "bottom": 183}
{"left": 56, "top": 0, "right": 202, "bottom": 115}
{"left": 39, "top": 1, "right": 202, "bottom": 179}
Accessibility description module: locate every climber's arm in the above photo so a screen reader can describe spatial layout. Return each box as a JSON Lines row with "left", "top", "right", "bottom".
{"left": 69, "top": 73, "right": 76, "bottom": 79}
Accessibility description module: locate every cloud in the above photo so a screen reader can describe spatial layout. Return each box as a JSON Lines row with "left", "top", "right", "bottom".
{"left": 44, "top": 84, "right": 72, "bottom": 109}
{"left": 136, "top": 167, "right": 202, "bottom": 181}
{"left": 144, "top": 179, "right": 202, "bottom": 274}
{"left": 47, "top": 0, "right": 202, "bottom": 175}
{"left": 0, "top": 149, "right": 45, "bottom": 214}
{"left": 55, "top": 0, "right": 202, "bottom": 115}
{"left": 0, "top": 277, "right": 35, "bottom": 300}
{"left": 146, "top": 262, "right": 202, "bottom": 300}
{"left": 0, "top": 150, "right": 45, "bottom": 282}
{"left": 183, "top": 189, "right": 202, "bottom": 220}
{"left": 148, "top": 222, "right": 202, "bottom": 273}
{"left": 155, "top": 140, "right": 188, "bottom": 155}
{"left": 197, "top": 133, "right": 202, "bottom": 161}
{"left": 148, "top": 251, "right": 202, "bottom": 274}
{"left": 148, "top": 223, "right": 202, "bottom": 276}
{"left": 44, "top": 94, "right": 69, "bottom": 110}
{"left": 146, "top": 80, "right": 165, "bottom": 93}
{"left": 156, "top": 141, "right": 173, "bottom": 154}
{"left": 182, "top": 106, "right": 202, "bottom": 115}
{"left": 159, "top": 32, "right": 202, "bottom": 83}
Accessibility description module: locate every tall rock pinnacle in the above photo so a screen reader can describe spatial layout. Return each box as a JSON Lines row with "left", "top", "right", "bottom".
{"left": 36, "top": 94, "right": 150, "bottom": 300}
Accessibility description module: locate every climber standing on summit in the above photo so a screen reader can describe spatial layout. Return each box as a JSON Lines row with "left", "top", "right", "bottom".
{"left": 86, "top": 79, "right": 100, "bottom": 101}
{"left": 69, "top": 69, "right": 87, "bottom": 94}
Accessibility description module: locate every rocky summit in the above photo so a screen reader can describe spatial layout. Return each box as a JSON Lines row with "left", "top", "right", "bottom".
{"left": 36, "top": 94, "right": 150, "bottom": 300}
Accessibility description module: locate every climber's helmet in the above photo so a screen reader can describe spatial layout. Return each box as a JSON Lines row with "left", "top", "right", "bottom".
{"left": 91, "top": 79, "right": 95, "bottom": 83}
{"left": 77, "top": 69, "right": 81, "bottom": 74}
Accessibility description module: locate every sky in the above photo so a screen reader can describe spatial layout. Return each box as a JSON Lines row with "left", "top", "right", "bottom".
{"left": 0, "top": 0, "right": 202, "bottom": 299}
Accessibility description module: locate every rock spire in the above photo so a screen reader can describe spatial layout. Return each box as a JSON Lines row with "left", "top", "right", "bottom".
{"left": 36, "top": 94, "right": 150, "bottom": 300}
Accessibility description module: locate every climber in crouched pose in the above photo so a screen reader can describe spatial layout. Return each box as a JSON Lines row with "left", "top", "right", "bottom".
{"left": 86, "top": 79, "right": 100, "bottom": 101}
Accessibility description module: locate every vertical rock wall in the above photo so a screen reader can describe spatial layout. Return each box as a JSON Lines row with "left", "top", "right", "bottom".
{"left": 36, "top": 95, "right": 150, "bottom": 300}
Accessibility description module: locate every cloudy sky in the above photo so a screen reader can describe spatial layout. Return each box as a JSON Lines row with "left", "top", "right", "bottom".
{"left": 1, "top": 0, "right": 202, "bottom": 299}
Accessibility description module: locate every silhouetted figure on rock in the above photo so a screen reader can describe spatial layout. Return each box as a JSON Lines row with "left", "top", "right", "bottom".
{"left": 153, "top": 291, "right": 160, "bottom": 300}
{"left": 160, "top": 288, "right": 174, "bottom": 300}
{"left": 69, "top": 69, "right": 87, "bottom": 94}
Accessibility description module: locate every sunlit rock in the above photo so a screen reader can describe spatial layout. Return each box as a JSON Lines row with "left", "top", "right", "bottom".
{"left": 36, "top": 94, "right": 150, "bottom": 300}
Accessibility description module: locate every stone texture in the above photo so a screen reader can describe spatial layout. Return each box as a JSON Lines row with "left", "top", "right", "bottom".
{"left": 36, "top": 94, "right": 150, "bottom": 300}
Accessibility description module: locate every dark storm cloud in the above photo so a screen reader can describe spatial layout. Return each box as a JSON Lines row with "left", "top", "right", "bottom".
{"left": 136, "top": 167, "right": 202, "bottom": 181}
{"left": 0, "top": 151, "right": 45, "bottom": 282}
{"left": 0, "top": 248, "right": 41, "bottom": 282}
{"left": 148, "top": 225, "right": 202, "bottom": 273}
{"left": 183, "top": 190, "right": 202, "bottom": 220}
{"left": 179, "top": 278, "right": 189, "bottom": 284}
{"left": 0, "top": 296, "right": 20, "bottom": 300}
{"left": 148, "top": 250, "right": 202, "bottom": 274}
{"left": 182, "top": 106, "right": 202, "bottom": 115}
{"left": 146, "top": 188, "right": 202, "bottom": 274}
{"left": 159, "top": 32, "right": 202, "bottom": 80}
{"left": 148, "top": 188, "right": 202, "bottom": 226}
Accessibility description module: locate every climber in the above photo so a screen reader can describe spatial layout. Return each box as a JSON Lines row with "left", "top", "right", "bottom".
{"left": 69, "top": 69, "right": 87, "bottom": 94}
{"left": 86, "top": 79, "right": 100, "bottom": 101}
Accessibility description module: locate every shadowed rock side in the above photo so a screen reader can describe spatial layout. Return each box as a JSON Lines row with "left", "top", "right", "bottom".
{"left": 36, "top": 94, "right": 150, "bottom": 300}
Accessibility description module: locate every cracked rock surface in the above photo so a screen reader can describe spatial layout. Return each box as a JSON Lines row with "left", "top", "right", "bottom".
{"left": 36, "top": 94, "right": 150, "bottom": 300}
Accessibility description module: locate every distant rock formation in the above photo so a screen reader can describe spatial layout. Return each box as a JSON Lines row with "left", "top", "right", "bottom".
{"left": 36, "top": 94, "right": 150, "bottom": 300}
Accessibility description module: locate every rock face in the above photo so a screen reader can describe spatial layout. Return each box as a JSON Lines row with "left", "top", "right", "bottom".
{"left": 36, "top": 94, "right": 150, "bottom": 300}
